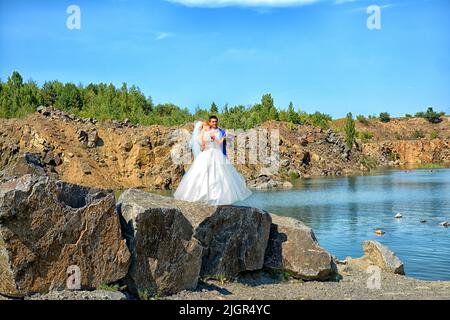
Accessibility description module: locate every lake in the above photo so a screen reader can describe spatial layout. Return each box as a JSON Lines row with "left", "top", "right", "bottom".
{"left": 237, "top": 169, "right": 450, "bottom": 281}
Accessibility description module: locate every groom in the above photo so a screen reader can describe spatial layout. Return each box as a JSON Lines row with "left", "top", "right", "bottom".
{"left": 208, "top": 115, "right": 227, "bottom": 157}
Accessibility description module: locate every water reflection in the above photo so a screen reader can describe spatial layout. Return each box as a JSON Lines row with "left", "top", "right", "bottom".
{"left": 237, "top": 169, "right": 450, "bottom": 281}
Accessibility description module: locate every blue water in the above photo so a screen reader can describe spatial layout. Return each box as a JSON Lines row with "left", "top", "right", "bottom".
{"left": 237, "top": 169, "right": 450, "bottom": 281}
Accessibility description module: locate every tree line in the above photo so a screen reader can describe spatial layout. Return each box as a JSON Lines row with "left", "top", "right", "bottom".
{"left": 0, "top": 71, "right": 446, "bottom": 130}
{"left": 0, "top": 71, "right": 334, "bottom": 129}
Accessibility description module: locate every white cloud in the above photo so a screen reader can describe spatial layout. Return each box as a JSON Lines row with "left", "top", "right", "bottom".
{"left": 166, "top": 0, "right": 321, "bottom": 8}
{"left": 155, "top": 32, "right": 175, "bottom": 40}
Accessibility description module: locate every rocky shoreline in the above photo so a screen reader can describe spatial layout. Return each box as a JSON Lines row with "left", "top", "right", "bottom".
{"left": 1, "top": 108, "right": 448, "bottom": 192}
{"left": 1, "top": 171, "right": 449, "bottom": 301}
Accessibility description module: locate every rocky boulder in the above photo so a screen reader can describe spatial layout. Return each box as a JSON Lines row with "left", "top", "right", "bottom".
{"left": 117, "top": 189, "right": 272, "bottom": 295}
{"left": 346, "top": 240, "right": 405, "bottom": 275}
{"left": 117, "top": 189, "right": 203, "bottom": 296}
{"left": 196, "top": 205, "right": 272, "bottom": 278}
{"left": 0, "top": 175, "right": 130, "bottom": 297}
{"left": 1, "top": 153, "right": 46, "bottom": 178}
{"left": 363, "top": 240, "right": 404, "bottom": 274}
{"left": 264, "top": 215, "right": 337, "bottom": 280}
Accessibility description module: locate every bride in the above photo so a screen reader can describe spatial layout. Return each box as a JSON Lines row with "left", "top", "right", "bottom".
{"left": 173, "top": 116, "right": 252, "bottom": 205}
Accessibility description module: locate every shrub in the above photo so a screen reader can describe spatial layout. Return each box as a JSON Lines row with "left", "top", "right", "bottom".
{"left": 300, "top": 111, "right": 332, "bottom": 129}
{"left": 357, "top": 131, "right": 374, "bottom": 142}
{"left": 415, "top": 111, "right": 425, "bottom": 118}
{"left": 356, "top": 115, "right": 369, "bottom": 125}
{"left": 387, "top": 151, "right": 400, "bottom": 162}
{"left": 359, "top": 155, "right": 378, "bottom": 170}
{"left": 98, "top": 283, "right": 121, "bottom": 292}
{"left": 394, "top": 132, "right": 402, "bottom": 140}
{"left": 287, "top": 122, "right": 296, "bottom": 131}
{"left": 418, "top": 163, "right": 444, "bottom": 169}
{"left": 289, "top": 170, "right": 300, "bottom": 180}
{"left": 412, "top": 129, "right": 425, "bottom": 139}
{"left": 344, "top": 112, "right": 356, "bottom": 149}
{"left": 415, "top": 107, "right": 443, "bottom": 123}
{"left": 423, "top": 107, "right": 442, "bottom": 123}
{"left": 379, "top": 112, "right": 391, "bottom": 123}
{"left": 405, "top": 114, "right": 412, "bottom": 118}
{"left": 430, "top": 131, "right": 439, "bottom": 139}
{"left": 138, "top": 289, "right": 150, "bottom": 300}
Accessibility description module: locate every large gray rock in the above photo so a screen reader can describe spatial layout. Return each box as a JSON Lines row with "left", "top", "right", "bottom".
{"left": 117, "top": 189, "right": 272, "bottom": 295}
{"left": 0, "top": 152, "right": 57, "bottom": 182}
{"left": 0, "top": 175, "right": 131, "bottom": 298}
{"left": 118, "top": 189, "right": 203, "bottom": 296}
{"left": 363, "top": 240, "right": 405, "bottom": 275}
{"left": 264, "top": 215, "right": 337, "bottom": 280}
{"left": 196, "top": 205, "right": 272, "bottom": 277}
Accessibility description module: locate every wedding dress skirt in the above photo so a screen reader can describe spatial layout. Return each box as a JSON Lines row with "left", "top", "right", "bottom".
{"left": 173, "top": 148, "right": 252, "bottom": 206}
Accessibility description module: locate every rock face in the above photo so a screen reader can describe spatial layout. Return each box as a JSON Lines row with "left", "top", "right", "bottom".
{"left": 362, "top": 240, "right": 405, "bottom": 275}
{"left": 0, "top": 175, "right": 130, "bottom": 297}
{"left": 118, "top": 189, "right": 203, "bottom": 296}
{"left": 117, "top": 189, "right": 272, "bottom": 295}
{"left": 196, "top": 205, "right": 272, "bottom": 277}
{"left": 264, "top": 215, "right": 337, "bottom": 280}
{"left": 0, "top": 152, "right": 58, "bottom": 182}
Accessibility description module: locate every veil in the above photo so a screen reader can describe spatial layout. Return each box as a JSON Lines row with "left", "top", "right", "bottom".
{"left": 190, "top": 121, "right": 203, "bottom": 159}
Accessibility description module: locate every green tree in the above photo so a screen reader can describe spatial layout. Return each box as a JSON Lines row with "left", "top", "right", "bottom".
{"left": 56, "top": 83, "right": 83, "bottom": 112}
{"left": 306, "top": 111, "right": 332, "bottom": 129}
{"left": 7, "top": 71, "right": 24, "bottom": 116}
{"left": 42, "top": 81, "right": 63, "bottom": 106}
{"left": 287, "top": 102, "right": 299, "bottom": 124}
{"left": 210, "top": 101, "right": 218, "bottom": 114}
{"left": 423, "top": 107, "right": 442, "bottom": 124}
{"left": 344, "top": 112, "right": 356, "bottom": 149}
{"left": 261, "top": 93, "right": 278, "bottom": 121}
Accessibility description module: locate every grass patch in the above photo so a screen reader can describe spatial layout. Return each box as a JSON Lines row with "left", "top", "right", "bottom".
{"left": 289, "top": 170, "right": 300, "bottom": 180}
{"left": 97, "top": 283, "right": 123, "bottom": 292}
{"left": 411, "top": 129, "right": 425, "bottom": 139}
{"left": 394, "top": 132, "right": 402, "bottom": 140}
{"left": 202, "top": 273, "right": 228, "bottom": 285}
{"left": 356, "top": 115, "right": 369, "bottom": 125}
{"left": 417, "top": 163, "right": 445, "bottom": 169}
{"left": 359, "top": 155, "right": 379, "bottom": 170}
{"left": 138, "top": 289, "right": 150, "bottom": 300}
{"left": 430, "top": 131, "right": 439, "bottom": 139}
{"left": 357, "top": 131, "right": 374, "bottom": 143}
{"left": 266, "top": 269, "right": 291, "bottom": 282}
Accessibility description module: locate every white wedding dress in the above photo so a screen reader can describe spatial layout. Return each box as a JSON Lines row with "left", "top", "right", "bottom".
{"left": 173, "top": 126, "right": 252, "bottom": 206}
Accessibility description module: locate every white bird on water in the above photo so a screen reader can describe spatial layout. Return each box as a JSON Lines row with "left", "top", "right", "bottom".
{"left": 394, "top": 213, "right": 403, "bottom": 219}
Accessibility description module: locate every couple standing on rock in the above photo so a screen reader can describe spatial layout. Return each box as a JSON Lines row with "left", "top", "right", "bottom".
{"left": 174, "top": 115, "right": 252, "bottom": 206}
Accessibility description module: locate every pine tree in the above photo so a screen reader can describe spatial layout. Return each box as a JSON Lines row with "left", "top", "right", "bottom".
{"left": 210, "top": 101, "right": 218, "bottom": 114}
{"left": 344, "top": 112, "right": 356, "bottom": 149}
{"left": 287, "top": 101, "right": 299, "bottom": 124}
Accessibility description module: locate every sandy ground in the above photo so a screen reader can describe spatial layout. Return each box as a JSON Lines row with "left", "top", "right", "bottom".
{"left": 163, "top": 265, "right": 450, "bottom": 300}
{"left": 1, "top": 263, "right": 449, "bottom": 301}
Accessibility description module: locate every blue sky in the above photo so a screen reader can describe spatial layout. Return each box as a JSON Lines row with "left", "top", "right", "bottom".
{"left": 0, "top": 0, "right": 449, "bottom": 118}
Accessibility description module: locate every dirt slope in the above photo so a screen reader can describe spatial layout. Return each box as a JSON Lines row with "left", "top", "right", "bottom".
{"left": 0, "top": 109, "right": 448, "bottom": 191}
